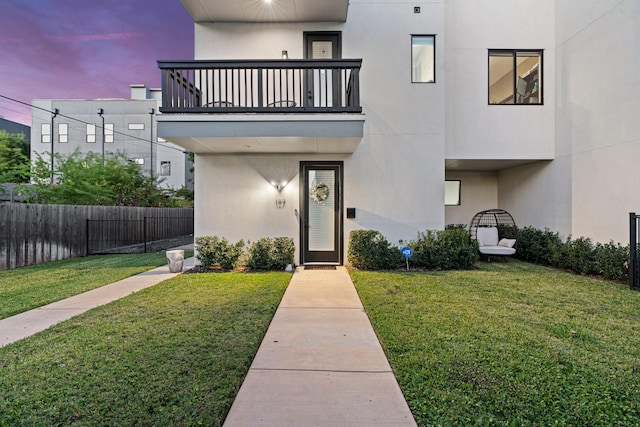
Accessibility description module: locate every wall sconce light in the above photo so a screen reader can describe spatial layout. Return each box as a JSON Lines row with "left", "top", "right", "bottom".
{"left": 282, "top": 50, "right": 288, "bottom": 59}
{"left": 271, "top": 180, "right": 287, "bottom": 191}
{"left": 276, "top": 199, "right": 286, "bottom": 209}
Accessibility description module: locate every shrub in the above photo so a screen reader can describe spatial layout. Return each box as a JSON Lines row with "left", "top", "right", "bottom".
{"left": 246, "top": 237, "right": 295, "bottom": 270}
{"left": 515, "top": 226, "right": 630, "bottom": 282}
{"left": 556, "top": 236, "right": 598, "bottom": 275}
{"left": 348, "top": 230, "right": 404, "bottom": 270}
{"left": 515, "top": 226, "right": 563, "bottom": 266}
{"left": 595, "top": 241, "right": 629, "bottom": 281}
{"left": 410, "top": 228, "right": 478, "bottom": 270}
{"left": 195, "top": 236, "right": 244, "bottom": 270}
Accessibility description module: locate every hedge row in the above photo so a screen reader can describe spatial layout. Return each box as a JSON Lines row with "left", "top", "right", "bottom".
{"left": 195, "top": 236, "right": 294, "bottom": 271}
{"left": 347, "top": 226, "right": 629, "bottom": 281}
{"left": 347, "top": 228, "right": 478, "bottom": 271}
{"left": 515, "top": 226, "right": 628, "bottom": 281}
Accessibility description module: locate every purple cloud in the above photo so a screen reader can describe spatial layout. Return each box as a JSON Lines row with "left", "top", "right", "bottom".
{"left": 0, "top": 0, "right": 194, "bottom": 125}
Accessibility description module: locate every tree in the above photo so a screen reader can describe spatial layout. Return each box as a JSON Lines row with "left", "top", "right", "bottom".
{"left": 0, "top": 131, "right": 30, "bottom": 183}
{"left": 25, "top": 150, "right": 181, "bottom": 207}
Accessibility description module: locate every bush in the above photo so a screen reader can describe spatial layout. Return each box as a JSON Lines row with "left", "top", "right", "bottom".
{"left": 348, "top": 230, "right": 404, "bottom": 270}
{"left": 515, "top": 226, "right": 630, "bottom": 282}
{"left": 195, "top": 236, "right": 244, "bottom": 270}
{"left": 515, "top": 226, "right": 563, "bottom": 266}
{"left": 410, "top": 228, "right": 478, "bottom": 270}
{"left": 246, "top": 237, "right": 295, "bottom": 270}
{"left": 595, "top": 241, "right": 629, "bottom": 281}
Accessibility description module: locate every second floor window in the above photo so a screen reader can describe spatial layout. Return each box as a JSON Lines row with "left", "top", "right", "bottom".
{"left": 41, "top": 123, "right": 51, "bottom": 143}
{"left": 58, "top": 123, "right": 68, "bottom": 143}
{"left": 489, "top": 49, "right": 542, "bottom": 105}
{"left": 412, "top": 35, "right": 435, "bottom": 83}
{"left": 87, "top": 124, "right": 96, "bottom": 143}
{"left": 105, "top": 123, "right": 114, "bottom": 143}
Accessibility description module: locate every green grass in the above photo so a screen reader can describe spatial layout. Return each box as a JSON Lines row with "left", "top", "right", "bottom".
{"left": 351, "top": 260, "right": 640, "bottom": 426}
{"left": 0, "top": 271, "right": 290, "bottom": 426}
{"left": 0, "top": 253, "right": 191, "bottom": 320}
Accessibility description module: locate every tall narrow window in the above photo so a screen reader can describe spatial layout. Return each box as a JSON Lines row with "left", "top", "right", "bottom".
{"left": 105, "top": 123, "right": 114, "bottom": 143}
{"left": 41, "top": 123, "right": 51, "bottom": 143}
{"left": 445, "top": 180, "right": 461, "bottom": 206}
{"left": 86, "top": 124, "right": 96, "bottom": 143}
{"left": 160, "top": 161, "right": 171, "bottom": 176}
{"left": 412, "top": 35, "right": 435, "bottom": 83}
{"left": 58, "top": 123, "right": 68, "bottom": 143}
{"left": 489, "top": 50, "right": 542, "bottom": 104}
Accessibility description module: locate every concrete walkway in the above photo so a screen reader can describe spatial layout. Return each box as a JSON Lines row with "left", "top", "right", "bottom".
{"left": 0, "top": 256, "right": 195, "bottom": 348}
{"left": 223, "top": 266, "right": 417, "bottom": 427}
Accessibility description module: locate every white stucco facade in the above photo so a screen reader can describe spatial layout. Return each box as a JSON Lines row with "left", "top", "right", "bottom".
{"left": 160, "top": 0, "right": 639, "bottom": 265}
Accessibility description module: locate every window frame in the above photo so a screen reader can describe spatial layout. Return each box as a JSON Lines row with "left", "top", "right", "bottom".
{"left": 105, "top": 123, "right": 114, "bottom": 143}
{"left": 41, "top": 123, "right": 51, "bottom": 143}
{"left": 445, "top": 180, "right": 461, "bottom": 206}
{"left": 488, "top": 49, "right": 543, "bottom": 105}
{"left": 58, "top": 123, "right": 68, "bottom": 143}
{"left": 411, "top": 35, "right": 436, "bottom": 84}
{"left": 86, "top": 123, "right": 96, "bottom": 143}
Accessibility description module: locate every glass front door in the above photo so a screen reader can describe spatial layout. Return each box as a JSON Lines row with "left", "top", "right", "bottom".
{"left": 301, "top": 162, "right": 342, "bottom": 264}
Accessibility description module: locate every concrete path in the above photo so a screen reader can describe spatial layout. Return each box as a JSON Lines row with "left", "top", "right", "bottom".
{"left": 223, "top": 266, "right": 417, "bottom": 427}
{"left": 0, "top": 256, "right": 195, "bottom": 348}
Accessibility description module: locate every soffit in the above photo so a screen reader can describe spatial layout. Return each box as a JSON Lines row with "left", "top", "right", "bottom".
{"left": 180, "top": 0, "right": 349, "bottom": 23}
{"left": 445, "top": 159, "right": 548, "bottom": 172}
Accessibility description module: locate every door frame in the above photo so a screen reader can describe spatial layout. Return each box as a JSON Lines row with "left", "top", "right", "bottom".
{"left": 303, "top": 31, "right": 342, "bottom": 109}
{"left": 299, "top": 161, "right": 344, "bottom": 265}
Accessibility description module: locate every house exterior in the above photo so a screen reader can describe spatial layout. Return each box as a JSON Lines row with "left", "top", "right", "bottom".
{"left": 31, "top": 85, "right": 193, "bottom": 190}
{"left": 157, "top": 0, "right": 639, "bottom": 265}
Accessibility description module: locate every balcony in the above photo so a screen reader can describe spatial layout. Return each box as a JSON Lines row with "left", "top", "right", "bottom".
{"left": 157, "top": 60, "right": 365, "bottom": 154}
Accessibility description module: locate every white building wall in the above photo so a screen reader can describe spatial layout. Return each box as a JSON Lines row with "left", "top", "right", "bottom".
{"left": 193, "top": 1, "right": 446, "bottom": 261}
{"left": 554, "top": 0, "right": 640, "bottom": 244}
{"left": 445, "top": 171, "right": 498, "bottom": 227}
{"left": 444, "top": 0, "right": 556, "bottom": 162}
{"left": 31, "top": 96, "right": 189, "bottom": 190}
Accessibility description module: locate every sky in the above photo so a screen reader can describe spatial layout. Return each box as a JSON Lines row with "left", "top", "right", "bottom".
{"left": 0, "top": 0, "right": 194, "bottom": 126}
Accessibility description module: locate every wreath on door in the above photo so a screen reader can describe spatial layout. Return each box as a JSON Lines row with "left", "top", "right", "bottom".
{"left": 311, "top": 183, "right": 330, "bottom": 203}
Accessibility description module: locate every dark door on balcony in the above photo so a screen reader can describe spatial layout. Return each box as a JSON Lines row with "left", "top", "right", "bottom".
{"left": 304, "top": 32, "right": 342, "bottom": 108}
{"left": 300, "top": 161, "right": 343, "bottom": 264}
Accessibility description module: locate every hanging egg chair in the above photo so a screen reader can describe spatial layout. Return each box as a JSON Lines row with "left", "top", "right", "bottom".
{"left": 468, "top": 209, "right": 517, "bottom": 241}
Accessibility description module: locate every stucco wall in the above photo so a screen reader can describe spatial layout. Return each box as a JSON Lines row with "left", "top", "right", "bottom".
{"left": 445, "top": 171, "right": 498, "bottom": 228}
{"left": 554, "top": 0, "right": 640, "bottom": 244}
{"left": 444, "top": 0, "right": 555, "bottom": 162}
{"left": 193, "top": 1, "right": 447, "bottom": 261}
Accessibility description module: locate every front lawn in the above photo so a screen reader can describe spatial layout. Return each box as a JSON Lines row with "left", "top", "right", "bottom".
{"left": 0, "top": 253, "right": 182, "bottom": 320}
{"left": 0, "top": 272, "right": 290, "bottom": 426}
{"left": 351, "top": 260, "right": 640, "bottom": 426}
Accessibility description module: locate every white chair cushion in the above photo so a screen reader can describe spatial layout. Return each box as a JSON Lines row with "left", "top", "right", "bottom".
{"left": 477, "top": 227, "right": 499, "bottom": 247}
{"left": 498, "top": 238, "right": 516, "bottom": 248}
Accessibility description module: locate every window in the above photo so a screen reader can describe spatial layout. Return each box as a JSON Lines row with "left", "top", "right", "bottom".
{"left": 58, "top": 123, "right": 68, "bottom": 143}
{"left": 160, "top": 161, "right": 171, "bottom": 176}
{"left": 86, "top": 124, "right": 96, "bottom": 143}
{"left": 412, "top": 35, "right": 435, "bottom": 83}
{"left": 128, "top": 123, "right": 144, "bottom": 130}
{"left": 41, "top": 123, "right": 51, "bottom": 143}
{"left": 489, "top": 49, "right": 542, "bottom": 104}
{"left": 445, "top": 180, "right": 461, "bottom": 206}
{"left": 105, "top": 123, "right": 114, "bottom": 143}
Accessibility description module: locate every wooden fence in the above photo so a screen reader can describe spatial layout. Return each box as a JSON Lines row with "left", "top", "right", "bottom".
{"left": 0, "top": 203, "right": 193, "bottom": 270}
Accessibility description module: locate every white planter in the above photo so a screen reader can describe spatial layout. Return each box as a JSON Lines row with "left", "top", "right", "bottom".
{"left": 166, "top": 250, "right": 184, "bottom": 273}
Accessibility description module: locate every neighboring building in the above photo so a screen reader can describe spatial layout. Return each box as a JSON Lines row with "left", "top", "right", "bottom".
{"left": 156, "top": 0, "right": 639, "bottom": 265}
{"left": 31, "top": 85, "right": 193, "bottom": 190}
{"left": 0, "top": 116, "right": 30, "bottom": 146}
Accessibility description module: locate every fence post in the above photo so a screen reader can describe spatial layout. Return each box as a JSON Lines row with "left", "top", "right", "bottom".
{"left": 86, "top": 218, "right": 90, "bottom": 256}
{"left": 631, "top": 212, "right": 637, "bottom": 290}
{"left": 144, "top": 216, "right": 148, "bottom": 253}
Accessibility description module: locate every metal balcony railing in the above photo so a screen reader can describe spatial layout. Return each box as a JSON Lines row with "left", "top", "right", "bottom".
{"left": 158, "top": 59, "right": 362, "bottom": 114}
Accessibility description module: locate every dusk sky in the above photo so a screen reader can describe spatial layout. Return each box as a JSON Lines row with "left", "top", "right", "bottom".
{"left": 0, "top": 0, "right": 194, "bottom": 126}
